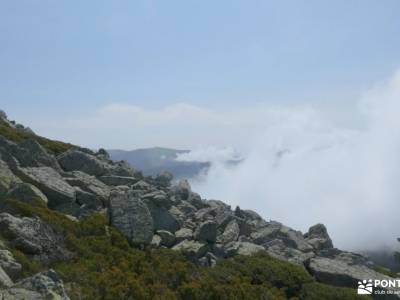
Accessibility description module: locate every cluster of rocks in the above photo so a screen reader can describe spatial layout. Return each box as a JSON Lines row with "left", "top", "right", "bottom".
{"left": 106, "top": 177, "right": 398, "bottom": 296}
{"left": 0, "top": 212, "right": 71, "bottom": 299}
{"left": 110, "top": 178, "right": 334, "bottom": 266}
{"left": 0, "top": 123, "right": 398, "bottom": 298}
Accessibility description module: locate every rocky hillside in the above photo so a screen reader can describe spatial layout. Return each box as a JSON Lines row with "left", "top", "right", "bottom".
{"left": 0, "top": 110, "right": 396, "bottom": 299}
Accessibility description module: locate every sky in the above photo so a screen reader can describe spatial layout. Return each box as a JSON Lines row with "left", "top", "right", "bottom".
{"left": 1, "top": 0, "right": 400, "bottom": 150}
{"left": 2, "top": 1, "right": 400, "bottom": 249}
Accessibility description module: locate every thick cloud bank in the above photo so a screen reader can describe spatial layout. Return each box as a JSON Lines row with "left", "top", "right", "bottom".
{"left": 189, "top": 71, "right": 400, "bottom": 251}
{"left": 32, "top": 70, "right": 400, "bottom": 251}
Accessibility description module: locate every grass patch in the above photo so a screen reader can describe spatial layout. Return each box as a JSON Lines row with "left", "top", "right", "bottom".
{"left": 374, "top": 265, "right": 397, "bottom": 277}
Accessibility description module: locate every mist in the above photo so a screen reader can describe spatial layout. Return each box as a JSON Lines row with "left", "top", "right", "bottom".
{"left": 29, "top": 69, "right": 400, "bottom": 252}
{"left": 187, "top": 70, "right": 400, "bottom": 252}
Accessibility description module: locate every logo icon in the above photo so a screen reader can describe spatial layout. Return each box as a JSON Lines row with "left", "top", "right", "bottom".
{"left": 358, "top": 279, "right": 373, "bottom": 295}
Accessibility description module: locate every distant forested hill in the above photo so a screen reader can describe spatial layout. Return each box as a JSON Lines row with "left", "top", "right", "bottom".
{"left": 108, "top": 147, "right": 210, "bottom": 178}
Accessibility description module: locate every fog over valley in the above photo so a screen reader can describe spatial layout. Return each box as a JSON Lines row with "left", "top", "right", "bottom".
{"left": 190, "top": 70, "right": 400, "bottom": 251}
{"left": 61, "top": 69, "right": 400, "bottom": 252}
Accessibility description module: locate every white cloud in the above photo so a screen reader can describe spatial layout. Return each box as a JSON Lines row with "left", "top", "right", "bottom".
{"left": 34, "top": 102, "right": 330, "bottom": 152}
{"left": 190, "top": 70, "right": 400, "bottom": 251}
{"left": 30, "top": 70, "right": 400, "bottom": 251}
{"left": 176, "top": 146, "right": 240, "bottom": 163}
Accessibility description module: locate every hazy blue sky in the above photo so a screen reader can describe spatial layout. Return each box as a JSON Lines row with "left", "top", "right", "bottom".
{"left": 1, "top": 1, "right": 400, "bottom": 148}
{"left": 3, "top": 2, "right": 400, "bottom": 246}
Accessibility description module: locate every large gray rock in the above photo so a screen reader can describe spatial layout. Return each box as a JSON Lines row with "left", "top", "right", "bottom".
{"left": 15, "top": 140, "right": 61, "bottom": 171}
{"left": 193, "top": 206, "right": 234, "bottom": 231}
{"left": 234, "top": 207, "right": 263, "bottom": 221}
{"left": 167, "top": 206, "right": 186, "bottom": 226}
{"left": 6, "top": 183, "right": 48, "bottom": 205}
{"left": 14, "top": 167, "right": 76, "bottom": 210}
{"left": 250, "top": 223, "right": 281, "bottom": 244}
{"left": 304, "top": 223, "right": 333, "bottom": 251}
{"left": 207, "top": 200, "right": 231, "bottom": 210}
{"left": 0, "top": 250, "right": 22, "bottom": 279}
{"left": 250, "top": 222, "right": 313, "bottom": 252}
{"left": 307, "top": 250, "right": 399, "bottom": 297}
{"left": 265, "top": 239, "right": 315, "bottom": 265}
{"left": 141, "top": 191, "right": 172, "bottom": 208}
{"left": 172, "top": 180, "right": 191, "bottom": 201}
{"left": 278, "top": 225, "right": 313, "bottom": 252}
{"left": 193, "top": 207, "right": 217, "bottom": 223}
{"left": 175, "top": 228, "right": 193, "bottom": 242}
{"left": 63, "top": 171, "right": 110, "bottom": 206}
{"left": 0, "top": 269, "right": 70, "bottom": 300}
{"left": 74, "top": 187, "right": 103, "bottom": 209}
{"left": 187, "top": 192, "right": 206, "bottom": 209}
{"left": 58, "top": 149, "right": 111, "bottom": 176}
{"left": 98, "top": 175, "right": 138, "bottom": 187}
{"left": 224, "top": 242, "right": 265, "bottom": 257}
{"left": 0, "top": 265, "right": 13, "bottom": 288}
{"left": 0, "top": 213, "right": 70, "bottom": 264}
{"left": 176, "top": 202, "right": 197, "bottom": 217}
{"left": 132, "top": 180, "right": 151, "bottom": 191}
{"left": 109, "top": 190, "right": 154, "bottom": 247}
{"left": 154, "top": 171, "right": 173, "bottom": 187}
{"left": 0, "top": 158, "right": 21, "bottom": 198}
{"left": 194, "top": 221, "right": 217, "bottom": 243}
{"left": 182, "top": 220, "right": 197, "bottom": 231}
{"left": 0, "top": 136, "right": 15, "bottom": 152}
{"left": 156, "top": 230, "right": 176, "bottom": 247}
{"left": 0, "top": 138, "right": 60, "bottom": 171}
{"left": 218, "top": 219, "right": 240, "bottom": 244}
{"left": 214, "top": 210, "right": 236, "bottom": 230}
{"left": 172, "top": 240, "right": 208, "bottom": 258}
{"left": 110, "top": 161, "right": 140, "bottom": 178}
{"left": 143, "top": 201, "right": 181, "bottom": 233}
{"left": 235, "top": 207, "right": 269, "bottom": 229}
{"left": 0, "top": 153, "right": 19, "bottom": 177}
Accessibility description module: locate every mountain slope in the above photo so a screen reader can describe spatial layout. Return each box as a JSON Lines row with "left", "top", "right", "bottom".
{"left": 0, "top": 111, "right": 391, "bottom": 299}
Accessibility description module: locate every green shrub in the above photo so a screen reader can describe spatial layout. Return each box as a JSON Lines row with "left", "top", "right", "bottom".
{"left": 11, "top": 249, "right": 43, "bottom": 277}
{"left": 374, "top": 265, "right": 397, "bottom": 277}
